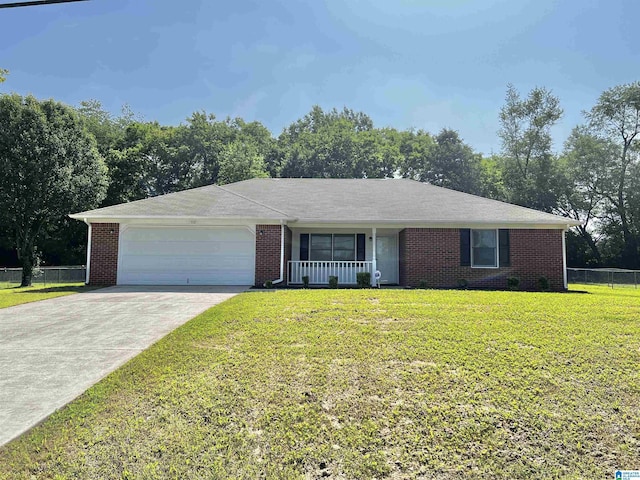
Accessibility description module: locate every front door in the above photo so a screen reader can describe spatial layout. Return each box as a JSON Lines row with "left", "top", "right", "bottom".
{"left": 375, "top": 235, "right": 398, "bottom": 284}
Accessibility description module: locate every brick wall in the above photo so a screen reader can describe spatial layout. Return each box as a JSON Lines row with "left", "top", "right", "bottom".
{"left": 255, "top": 224, "right": 291, "bottom": 287}
{"left": 399, "top": 228, "right": 565, "bottom": 291}
{"left": 89, "top": 223, "right": 119, "bottom": 286}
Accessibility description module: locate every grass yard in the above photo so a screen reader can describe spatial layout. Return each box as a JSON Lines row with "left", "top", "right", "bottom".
{"left": 0, "top": 285, "right": 638, "bottom": 479}
{"left": 0, "top": 283, "right": 90, "bottom": 309}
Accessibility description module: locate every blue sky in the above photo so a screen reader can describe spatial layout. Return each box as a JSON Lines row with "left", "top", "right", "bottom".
{"left": 1, "top": 0, "right": 638, "bottom": 154}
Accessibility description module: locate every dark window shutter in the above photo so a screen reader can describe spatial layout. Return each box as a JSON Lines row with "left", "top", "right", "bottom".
{"left": 356, "top": 234, "right": 366, "bottom": 261}
{"left": 300, "top": 234, "right": 309, "bottom": 261}
{"left": 499, "top": 229, "right": 510, "bottom": 267}
{"left": 460, "top": 229, "right": 471, "bottom": 266}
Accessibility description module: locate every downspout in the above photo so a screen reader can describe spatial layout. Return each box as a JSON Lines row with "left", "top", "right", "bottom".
{"left": 84, "top": 219, "right": 91, "bottom": 285}
{"left": 271, "top": 221, "right": 286, "bottom": 285}
{"left": 371, "top": 227, "right": 377, "bottom": 286}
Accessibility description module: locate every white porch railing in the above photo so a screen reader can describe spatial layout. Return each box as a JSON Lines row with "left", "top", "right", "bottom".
{"left": 288, "top": 261, "right": 373, "bottom": 285}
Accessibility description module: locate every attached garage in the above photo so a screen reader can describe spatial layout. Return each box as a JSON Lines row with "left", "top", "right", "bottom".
{"left": 117, "top": 226, "right": 255, "bottom": 285}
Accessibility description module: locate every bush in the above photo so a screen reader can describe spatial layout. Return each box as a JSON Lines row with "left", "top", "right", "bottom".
{"left": 264, "top": 280, "right": 273, "bottom": 289}
{"left": 356, "top": 272, "right": 371, "bottom": 288}
{"left": 507, "top": 277, "right": 520, "bottom": 291}
{"left": 538, "top": 276, "right": 550, "bottom": 291}
{"left": 418, "top": 280, "right": 428, "bottom": 289}
{"left": 457, "top": 278, "right": 469, "bottom": 289}
{"left": 328, "top": 276, "right": 338, "bottom": 289}
{"left": 302, "top": 275, "right": 309, "bottom": 288}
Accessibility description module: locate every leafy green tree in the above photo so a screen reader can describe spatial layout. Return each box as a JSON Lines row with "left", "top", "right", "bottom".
{"left": 178, "top": 112, "right": 234, "bottom": 187}
{"left": 427, "top": 129, "right": 484, "bottom": 194}
{"left": 584, "top": 81, "right": 640, "bottom": 268}
{"left": 0, "top": 69, "right": 7, "bottom": 83}
{"left": 76, "top": 100, "right": 141, "bottom": 207}
{"left": 0, "top": 94, "right": 108, "bottom": 285}
{"left": 397, "top": 129, "right": 435, "bottom": 180}
{"left": 218, "top": 141, "right": 268, "bottom": 185}
{"left": 478, "top": 155, "right": 507, "bottom": 201}
{"left": 77, "top": 100, "right": 134, "bottom": 156}
{"left": 498, "top": 84, "right": 563, "bottom": 211}
{"left": 279, "top": 106, "right": 398, "bottom": 178}
{"left": 107, "top": 114, "right": 273, "bottom": 200}
{"left": 120, "top": 122, "right": 185, "bottom": 197}
{"left": 555, "top": 128, "right": 615, "bottom": 265}
{"left": 398, "top": 129, "right": 484, "bottom": 195}
{"left": 354, "top": 128, "right": 403, "bottom": 179}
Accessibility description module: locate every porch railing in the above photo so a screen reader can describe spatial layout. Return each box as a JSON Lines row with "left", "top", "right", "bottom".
{"left": 288, "top": 261, "right": 373, "bottom": 285}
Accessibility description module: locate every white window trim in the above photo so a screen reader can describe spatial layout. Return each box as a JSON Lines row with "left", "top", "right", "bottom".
{"left": 471, "top": 228, "right": 500, "bottom": 269}
{"left": 309, "top": 233, "right": 357, "bottom": 261}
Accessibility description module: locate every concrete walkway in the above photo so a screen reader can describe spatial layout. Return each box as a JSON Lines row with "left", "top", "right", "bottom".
{"left": 0, "top": 285, "right": 246, "bottom": 447}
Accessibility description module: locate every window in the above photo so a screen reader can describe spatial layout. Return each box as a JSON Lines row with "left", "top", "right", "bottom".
{"left": 460, "top": 229, "right": 509, "bottom": 268}
{"left": 471, "top": 229, "right": 498, "bottom": 268}
{"left": 300, "top": 233, "right": 365, "bottom": 261}
{"left": 310, "top": 234, "right": 333, "bottom": 261}
{"left": 332, "top": 235, "right": 356, "bottom": 261}
{"left": 309, "top": 234, "right": 356, "bottom": 261}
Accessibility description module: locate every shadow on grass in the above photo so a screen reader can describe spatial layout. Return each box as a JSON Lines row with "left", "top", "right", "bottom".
{"left": 15, "top": 286, "right": 96, "bottom": 295}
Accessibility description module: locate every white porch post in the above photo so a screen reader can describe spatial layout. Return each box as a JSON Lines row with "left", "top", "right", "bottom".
{"left": 84, "top": 219, "right": 91, "bottom": 285}
{"left": 371, "top": 227, "right": 377, "bottom": 286}
{"left": 562, "top": 228, "right": 568, "bottom": 290}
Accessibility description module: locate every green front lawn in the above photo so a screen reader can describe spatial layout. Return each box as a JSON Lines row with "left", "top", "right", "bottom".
{"left": 0, "top": 285, "right": 638, "bottom": 479}
{"left": 0, "top": 283, "right": 90, "bottom": 309}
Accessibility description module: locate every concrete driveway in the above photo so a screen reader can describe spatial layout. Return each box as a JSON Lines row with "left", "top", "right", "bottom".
{"left": 0, "top": 285, "right": 246, "bottom": 447}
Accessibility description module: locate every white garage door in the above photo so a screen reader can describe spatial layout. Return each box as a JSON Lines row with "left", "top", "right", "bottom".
{"left": 117, "top": 226, "right": 255, "bottom": 285}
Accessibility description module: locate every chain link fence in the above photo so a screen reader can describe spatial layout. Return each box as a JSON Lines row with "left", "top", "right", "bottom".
{"left": 2, "top": 265, "right": 636, "bottom": 288}
{"left": 567, "top": 268, "right": 639, "bottom": 288}
{"left": 0, "top": 266, "right": 86, "bottom": 286}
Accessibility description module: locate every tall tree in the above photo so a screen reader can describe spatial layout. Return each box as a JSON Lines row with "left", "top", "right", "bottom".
{"left": 76, "top": 100, "right": 140, "bottom": 207}
{"left": 76, "top": 100, "right": 134, "bottom": 156}
{"left": 556, "top": 127, "right": 615, "bottom": 265}
{"left": 398, "top": 129, "right": 485, "bottom": 195}
{"left": 178, "top": 112, "right": 234, "bottom": 188}
{"left": 119, "top": 121, "right": 185, "bottom": 197}
{"left": 0, "top": 68, "right": 7, "bottom": 83}
{"left": 0, "top": 94, "right": 108, "bottom": 285}
{"left": 498, "top": 84, "right": 563, "bottom": 211}
{"left": 584, "top": 81, "right": 640, "bottom": 268}
{"left": 427, "top": 129, "right": 484, "bottom": 194}
{"left": 279, "top": 106, "right": 397, "bottom": 178}
{"left": 217, "top": 141, "right": 268, "bottom": 185}
{"left": 397, "top": 129, "right": 435, "bottom": 181}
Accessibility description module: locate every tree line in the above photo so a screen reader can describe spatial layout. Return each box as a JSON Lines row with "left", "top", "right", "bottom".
{"left": 1, "top": 81, "right": 639, "bottom": 284}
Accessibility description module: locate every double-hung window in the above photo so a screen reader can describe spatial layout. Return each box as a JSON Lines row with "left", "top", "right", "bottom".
{"left": 309, "top": 234, "right": 333, "bottom": 261}
{"left": 309, "top": 234, "right": 356, "bottom": 261}
{"left": 471, "top": 229, "right": 498, "bottom": 268}
{"left": 460, "top": 228, "right": 509, "bottom": 268}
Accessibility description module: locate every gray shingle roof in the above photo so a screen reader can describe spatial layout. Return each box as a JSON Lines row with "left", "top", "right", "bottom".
{"left": 70, "top": 183, "right": 289, "bottom": 220}
{"left": 71, "top": 178, "right": 580, "bottom": 227}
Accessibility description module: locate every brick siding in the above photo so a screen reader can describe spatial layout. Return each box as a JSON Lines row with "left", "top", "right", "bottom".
{"left": 89, "top": 223, "right": 119, "bottom": 286}
{"left": 255, "top": 224, "right": 292, "bottom": 287}
{"left": 399, "top": 228, "right": 565, "bottom": 291}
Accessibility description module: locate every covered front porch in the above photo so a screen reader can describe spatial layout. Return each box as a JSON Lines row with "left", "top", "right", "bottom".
{"left": 287, "top": 226, "right": 400, "bottom": 286}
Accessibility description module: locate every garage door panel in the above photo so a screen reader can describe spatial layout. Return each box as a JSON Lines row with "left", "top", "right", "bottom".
{"left": 118, "top": 227, "right": 255, "bottom": 285}
{"left": 121, "top": 240, "right": 252, "bottom": 256}
{"left": 125, "top": 228, "right": 252, "bottom": 242}
{"left": 121, "top": 254, "right": 254, "bottom": 270}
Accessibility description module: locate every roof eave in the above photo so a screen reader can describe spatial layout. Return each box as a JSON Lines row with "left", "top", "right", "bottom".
{"left": 68, "top": 214, "right": 295, "bottom": 222}
{"left": 290, "top": 218, "right": 582, "bottom": 227}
